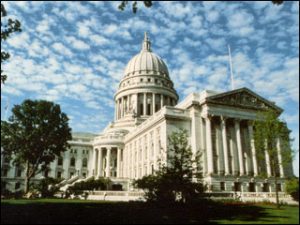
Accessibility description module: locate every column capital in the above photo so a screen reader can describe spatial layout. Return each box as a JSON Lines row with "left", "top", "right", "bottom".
{"left": 247, "top": 120, "right": 254, "bottom": 126}
{"left": 220, "top": 115, "right": 228, "bottom": 122}
{"left": 206, "top": 114, "right": 214, "bottom": 120}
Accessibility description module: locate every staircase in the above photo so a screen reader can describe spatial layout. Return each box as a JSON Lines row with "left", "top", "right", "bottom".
{"left": 59, "top": 175, "right": 94, "bottom": 192}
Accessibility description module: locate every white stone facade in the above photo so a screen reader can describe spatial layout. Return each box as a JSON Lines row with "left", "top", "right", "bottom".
{"left": 1, "top": 33, "right": 293, "bottom": 196}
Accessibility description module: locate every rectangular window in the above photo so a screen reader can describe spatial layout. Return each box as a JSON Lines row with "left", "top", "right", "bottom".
{"left": 17, "top": 169, "right": 22, "bottom": 177}
{"left": 15, "top": 182, "right": 21, "bottom": 190}
{"left": 140, "top": 104, "right": 143, "bottom": 115}
{"left": 249, "top": 182, "right": 255, "bottom": 192}
{"left": 58, "top": 157, "right": 63, "bottom": 166}
{"left": 147, "top": 104, "right": 151, "bottom": 115}
{"left": 2, "top": 169, "right": 8, "bottom": 177}
{"left": 263, "top": 183, "right": 269, "bottom": 192}
{"left": 57, "top": 171, "right": 62, "bottom": 179}
{"left": 234, "top": 182, "right": 241, "bottom": 192}
{"left": 276, "top": 183, "right": 282, "bottom": 192}
{"left": 220, "top": 182, "right": 225, "bottom": 191}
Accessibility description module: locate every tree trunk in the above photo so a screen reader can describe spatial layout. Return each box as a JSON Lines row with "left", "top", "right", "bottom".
{"left": 275, "top": 174, "right": 280, "bottom": 209}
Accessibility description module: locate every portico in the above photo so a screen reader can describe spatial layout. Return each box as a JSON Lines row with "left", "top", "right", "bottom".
{"left": 92, "top": 146, "right": 123, "bottom": 178}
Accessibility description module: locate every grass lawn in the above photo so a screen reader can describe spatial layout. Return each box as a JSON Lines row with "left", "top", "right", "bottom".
{"left": 1, "top": 199, "right": 299, "bottom": 224}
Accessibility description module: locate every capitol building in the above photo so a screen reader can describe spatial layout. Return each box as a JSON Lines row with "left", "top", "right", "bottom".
{"left": 2, "top": 33, "right": 293, "bottom": 198}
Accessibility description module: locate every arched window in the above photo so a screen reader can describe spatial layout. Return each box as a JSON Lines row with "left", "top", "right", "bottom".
{"left": 70, "top": 157, "right": 76, "bottom": 167}
{"left": 82, "top": 158, "right": 87, "bottom": 168}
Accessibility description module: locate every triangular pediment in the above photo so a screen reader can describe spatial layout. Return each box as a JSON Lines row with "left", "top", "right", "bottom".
{"left": 206, "top": 87, "right": 283, "bottom": 113}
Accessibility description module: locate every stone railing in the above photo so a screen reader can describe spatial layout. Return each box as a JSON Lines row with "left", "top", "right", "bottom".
{"left": 85, "top": 191, "right": 145, "bottom": 201}
{"left": 207, "top": 191, "right": 295, "bottom": 204}
{"left": 94, "top": 134, "right": 124, "bottom": 144}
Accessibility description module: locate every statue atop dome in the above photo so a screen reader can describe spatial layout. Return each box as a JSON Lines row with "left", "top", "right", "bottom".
{"left": 141, "top": 31, "right": 151, "bottom": 52}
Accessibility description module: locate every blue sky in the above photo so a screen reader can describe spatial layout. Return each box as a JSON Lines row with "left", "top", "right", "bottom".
{"left": 1, "top": 1, "right": 299, "bottom": 176}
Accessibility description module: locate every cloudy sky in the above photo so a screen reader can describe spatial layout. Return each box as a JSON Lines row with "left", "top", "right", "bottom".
{"left": 1, "top": 1, "right": 299, "bottom": 175}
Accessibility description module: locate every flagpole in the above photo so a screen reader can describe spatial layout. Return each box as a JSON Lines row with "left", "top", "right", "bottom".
{"left": 228, "top": 45, "right": 235, "bottom": 90}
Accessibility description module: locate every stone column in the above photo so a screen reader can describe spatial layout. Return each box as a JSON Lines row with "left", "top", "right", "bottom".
{"left": 117, "top": 148, "right": 121, "bottom": 178}
{"left": 221, "top": 116, "right": 230, "bottom": 175}
{"left": 94, "top": 149, "right": 98, "bottom": 176}
{"left": 120, "top": 98, "right": 123, "bottom": 118}
{"left": 235, "top": 119, "right": 244, "bottom": 176}
{"left": 124, "top": 147, "right": 127, "bottom": 178}
{"left": 106, "top": 147, "right": 111, "bottom": 177}
{"left": 161, "top": 94, "right": 164, "bottom": 108}
{"left": 276, "top": 138, "right": 284, "bottom": 178}
{"left": 118, "top": 99, "right": 120, "bottom": 119}
{"left": 229, "top": 133, "right": 237, "bottom": 174}
{"left": 248, "top": 122, "right": 258, "bottom": 176}
{"left": 141, "top": 139, "right": 145, "bottom": 176}
{"left": 264, "top": 141, "right": 272, "bottom": 177}
{"left": 137, "top": 142, "right": 140, "bottom": 178}
{"left": 98, "top": 148, "right": 103, "bottom": 177}
{"left": 135, "top": 94, "right": 138, "bottom": 116}
{"left": 115, "top": 101, "right": 117, "bottom": 121}
{"left": 147, "top": 135, "right": 151, "bottom": 175}
{"left": 191, "top": 109, "right": 200, "bottom": 174}
{"left": 143, "top": 93, "right": 147, "bottom": 116}
{"left": 206, "top": 116, "right": 214, "bottom": 175}
{"left": 77, "top": 149, "right": 83, "bottom": 177}
{"left": 123, "top": 97, "right": 126, "bottom": 116}
{"left": 216, "top": 124, "right": 223, "bottom": 175}
{"left": 127, "top": 95, "right": 130, "bottom": 114}
{"left": 200, "top": 117, "right": 206, "bottom": 175}
{"left": 131, "top": 145, "right": 134, "bottom": 178}
{"left": 64, "top": 150, "right": 71, "bottom": 178}
{"left": 153, "top": 130, "right": 158, "bottom": 171}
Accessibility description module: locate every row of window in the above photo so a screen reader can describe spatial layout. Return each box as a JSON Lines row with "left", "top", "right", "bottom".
{"left": 56, "top": 171, "right": 87, "bottom": 179}
{"left": 120, "top": 78, "right": 173, "bottom": 89}
{"left": 57, "top": 157, "right": 88, "bottom": 168}
{"left": 218, "top": 182, "right": 282, "bottom": 192}
{"left": 124, "top": 71, "right": 168, "bottom": 77}
{"left": 70, "top": 149, "right": 89, "bottom": 154}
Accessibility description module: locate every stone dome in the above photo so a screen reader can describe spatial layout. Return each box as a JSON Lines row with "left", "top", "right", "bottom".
{"left": 114, "top": 32, "right": 178, "bottom": 122}
{"left": 123, "top": 50, "right": 169, "bottom": 78}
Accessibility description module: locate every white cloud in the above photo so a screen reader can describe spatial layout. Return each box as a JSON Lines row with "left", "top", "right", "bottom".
{"left": 159, "top": 2, "right": 193, "bottom": 19}
{"left": 65, "top": 36, "right": 90, "bottom": 50}
{"left": 36, "top": 19, "right": 50, "bottom": 33}
{"left": 89, "top": 35, "right": 110, "bottom": 45}
{"left": 206, "top": 38, "right": 226, "bottom": 51}
{"left": 6, "top": 32, "right": 30, "bottom": 49}
{"left": 206, "top": 10, "right": 219, "bottom": 23}
{"left": 227, "top": 10, "right": 255, "bottom": 36}
{"left": 52, "top": 42, "right": 73, "bottom": 57}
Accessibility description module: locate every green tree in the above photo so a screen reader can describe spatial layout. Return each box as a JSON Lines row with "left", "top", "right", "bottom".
{"left": 67, "top": 177, "right": 112, "bottom": 196}
{"left": 1, "top": 99, "right": 72, "bottom": 194}
{"left": 33, "top": 177, "right": 62, "bottom": 198}
{"left": 118, "top": 1, "right": 283, "bottom": 14}
{"left": 285, "top": 177, "right": 299, "bottom": 202}
{"left": 118, "top": 1, "right": 152, "bottom": 13}
{"left": 134, "top": 129, "right": 203, "bottom": 203}
{"left": 253, "top": 109, "right": 294, "bottom": 208}
{"left": 1, "top": 3, "right": 22, "bottom": 83}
